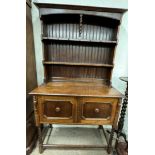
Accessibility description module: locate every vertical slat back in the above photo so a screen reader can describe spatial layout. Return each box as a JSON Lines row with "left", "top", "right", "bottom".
{"left": 42, "top": 14, "right": 119, "bottom": 82}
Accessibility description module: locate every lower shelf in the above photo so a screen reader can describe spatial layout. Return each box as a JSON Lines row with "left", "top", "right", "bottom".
{"left": 43, "top": 61, "right": 114, "bottom": 67}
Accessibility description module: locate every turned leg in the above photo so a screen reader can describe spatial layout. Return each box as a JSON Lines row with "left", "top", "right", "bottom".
{"left": 49, "top": 124, "right": 53, "bottom": 128}
{"left": 98, "top": 125, "right": 102, "bottom": 129}
{"left": 117, "top": 82, "right": 128, "bottom": 138}
{"left": 107, "top": 127, "right": 115, "bottom": 154}
{"left": 38, "top": 126, "right": 43, "bottom": 154}
{"left": 33, "top": 96, "right": 43, "bottom": 153}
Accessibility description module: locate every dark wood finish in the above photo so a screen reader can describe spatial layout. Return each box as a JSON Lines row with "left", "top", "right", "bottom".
{"left": 107, "top": 127, "right": 115, "bottom": 154}
{"left": 34, "top": 95, "right": 120, "bottom": 125}
{"left": 79, "top": 97, "right": 118, "bottom": 125}
{"left": 40, "top": 12, "right": 118, "bottom": 83}
{"left": 42, "top": 16, "right": 118, "bottom": 38}
{"left": 116, "top": 126, "right": 128, "bottom": 155}
{"left": 26, "top": 0, "right": 31, "bottom": 7}
{"left": 30, "top": 3, "right": 126, "bottom": 154}
{"left": 39, "top": 96, "right": 77, "bottom": 124}
{"left": 43, "top": 61, "right": 114, "bottom": 67}
{"left": 98, "top": 125, "right": 109, "bottom": 144}
{"left": 38, "top": 126, "right": 43, "bottom": 154}
{"left": 43, "top": 100, "right": 72, "bottom": 117}
{"left": 115, "top": 77, "right": 128, "bottom": 155}
{"left": 43, "top": 42, "right": 115, "bottom": 65}
{"left": 26, "top": 2, "right": 37, "bottom": 95}
{"left": 26, "top": 0, "right": 38, "bottom": 154}
{"left": 117, "top": 78, "right": 128, "bottom": 137}
{"left": 26, "top": 112, "right": 38, "bottom": 155}
{"left": 42, "top": 37, "right": 117, "bottom": 45}
{"left": 46, "top": 65, "right": 111, "bottom": 80}
{"left": 34, "top": 2, "right": 127, "bottom": 13}
{"left": 83, "top": 102, "right": 112, "bottom": 118}
{"left": 33, "top": 96, "right": 39, "bottom": 126}
{"left": 49, "top": 77, "right": 111, "bottom": 85}
{"left": 116, "top": 142, "right": 128, "bottom": 155}
{"left": 39, "top": 8, "right": 122, "bottom": 21}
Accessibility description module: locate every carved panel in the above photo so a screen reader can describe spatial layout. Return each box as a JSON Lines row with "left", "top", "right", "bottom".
{"left": 33, "top": 96, "right": 39, "bottom": 126}
{"left": 82, "top": 102, "right": 112, "bottom": 119}
{"left": 79, "top": 97, "right": 118, "bottom": 125}
{"left": 43, "top": 100, "right": 72, "bottom": 118}
{"left": 38, "top": 96, "right": 77, "bottom": 123}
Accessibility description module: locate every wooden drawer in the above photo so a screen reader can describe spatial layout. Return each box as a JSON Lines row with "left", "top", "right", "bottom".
{"left": 38, "top": 96, "right": 77, "bottom": 123}
{"left": 36, "top": 96, "right": 119, "bottom": 125}
{"left": 79, "top": 97, "right": 118, "bottom": 125}
{"left": 83, "top": 102, "right": 112, "bottom": 119}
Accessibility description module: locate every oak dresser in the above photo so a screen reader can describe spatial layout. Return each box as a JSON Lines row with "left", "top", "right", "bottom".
{"left": 30, "top": 2, "right": 127, "bottom": 154}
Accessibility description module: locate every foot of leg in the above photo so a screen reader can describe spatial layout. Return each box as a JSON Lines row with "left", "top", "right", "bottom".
{"left": 107, "top": 127, "right": 115, "bottom": 154}
{"left": 39, "top": 145, "right": 43, "bottom": 154}
{"left": 107, "top": 147, "right": 112, "bottom": 154}
{"left": 98, "top": 125, "right": 102, "bottom": 130}
{"left": 38, "top": 126, "right": 43, "bottom": 154}
{"left": 49, "top": 124, "right": 53, "bottom": 128}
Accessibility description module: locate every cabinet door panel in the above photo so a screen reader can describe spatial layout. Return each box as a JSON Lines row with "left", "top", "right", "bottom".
{"left": 38, "top": 96, "right": 77, "bottom": 123}
{"left": 83, "top": 102, "right": 112, "bottom": 119}
{"left": 44, "top": 100, "right": 72, "bottom": 118}
{"left": 79, "top": 97, "right": 118, "bottom": 125}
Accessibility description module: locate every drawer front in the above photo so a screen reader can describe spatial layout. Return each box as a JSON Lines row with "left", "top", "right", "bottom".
{"left": 43, "top": 100, "right": 72, "bottom": 118}
{"left": 79, "top": 97, "right": 118, "bottom": 125}
{"left": 38, "top": 96, "right": 77, "bottom": 123}
{"left": 83, "top": 102, "right": 112, "bottom": 119}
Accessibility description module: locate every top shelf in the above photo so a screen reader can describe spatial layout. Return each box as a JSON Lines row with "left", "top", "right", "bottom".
{"left": 34, "top": 2, "right": 127, "bottom": 13}
{"left": 42, "top": 36, "right": 117, "bottom": 45}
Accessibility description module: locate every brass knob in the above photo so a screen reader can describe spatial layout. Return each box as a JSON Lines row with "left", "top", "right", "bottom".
{"left": 94, "top": 108, "right": 100, "bottom": 113}
{"left": 55, "top": 107, "right": 61, "bottom": 112}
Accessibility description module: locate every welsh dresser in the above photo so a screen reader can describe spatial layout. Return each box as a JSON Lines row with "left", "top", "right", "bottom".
{"left": 30, "top": 2, "right": 127, "bottom": 154}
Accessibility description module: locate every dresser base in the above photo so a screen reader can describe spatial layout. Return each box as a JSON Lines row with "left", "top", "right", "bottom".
{"left": 37, "top": 125, "right": 114, "bottom": 154}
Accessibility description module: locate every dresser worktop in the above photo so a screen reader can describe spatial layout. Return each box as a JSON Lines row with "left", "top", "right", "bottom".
{"left": 30, "top": 81, "right": 123, "bottom": 98}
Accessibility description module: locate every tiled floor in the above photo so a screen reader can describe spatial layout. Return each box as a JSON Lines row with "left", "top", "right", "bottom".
{"left": 31, "top": 126, "right": 116, "bottom": 155}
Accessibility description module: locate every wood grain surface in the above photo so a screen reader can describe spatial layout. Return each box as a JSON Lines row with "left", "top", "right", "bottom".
{"left": 30, "top": 81, "right": 123, "bottom": 98}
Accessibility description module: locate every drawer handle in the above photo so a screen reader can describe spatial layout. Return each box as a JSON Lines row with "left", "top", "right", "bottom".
{"left": 55, "top": 107, "right": 61, "bottom": 112}
{"left": 94, "top": 108, "right": 100, "bottom": 113}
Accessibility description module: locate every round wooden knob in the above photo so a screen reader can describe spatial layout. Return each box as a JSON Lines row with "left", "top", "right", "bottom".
{"left": 55, "top": 107, "right": 61, "bottom": 112}
{"left": 94, "top": 108, "right": 100, "bottom": 113}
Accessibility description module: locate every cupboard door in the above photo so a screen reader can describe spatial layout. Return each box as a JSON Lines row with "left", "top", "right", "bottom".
{"left": 38, "top": 96, "right": 77, "bottom": 123}
{"left": 79, "top": 97, "right": 118, "bottom": 125}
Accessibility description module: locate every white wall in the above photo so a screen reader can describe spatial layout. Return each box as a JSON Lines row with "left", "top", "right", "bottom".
{"left": 31, "top": 0, "right": 128, "bottom": 135}
{"left": 112, "top": 12, "right": 128, "bottom": 136}
{"left": 32, "top": 3, "right": 44, "bottom": 84}
{"left": 33, "top": 0, "right": 127, "bottom": 9}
